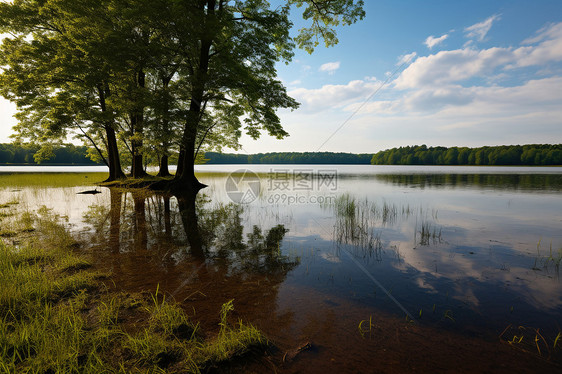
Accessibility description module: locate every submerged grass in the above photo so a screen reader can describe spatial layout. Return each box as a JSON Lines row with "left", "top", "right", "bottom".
{"left": 500, "top": 324, "right": 562, "bottom": 359}
{"left": 0, "top": 210, "right": 267, "bottom": 373}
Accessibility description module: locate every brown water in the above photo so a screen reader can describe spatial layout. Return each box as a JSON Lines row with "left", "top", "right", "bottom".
{"left": 1, "top": 165, "right": 562, "bottom": 372}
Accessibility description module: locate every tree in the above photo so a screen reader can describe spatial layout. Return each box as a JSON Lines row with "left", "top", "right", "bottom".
{"left": 163, "top": 0, "right": 365, "bottom": 192}
{"left": 444, "top": 147, "right": 459, "bottom": 165}
{"left": 1, "top": 0, "right": 365, "bottom": 188}
{"left": 0, "top": 0, "right": 128, "bottom": 180}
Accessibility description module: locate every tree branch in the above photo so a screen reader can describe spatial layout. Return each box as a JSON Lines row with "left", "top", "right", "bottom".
{"left": 76, "top": 122, "right": 108, "bottom": 166}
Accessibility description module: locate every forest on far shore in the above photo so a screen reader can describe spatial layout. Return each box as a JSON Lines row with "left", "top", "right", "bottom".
{"left": 0, "top": 143, "right": 100, "bottom": 165}
{"left": 370, "top": 144, "right": 562, "bottom": 166}
{"left": 1, "top": 143, "right": 561, "bottom": 166}
{"left": 204, "top": 152, "right": 373, "bottom": 164}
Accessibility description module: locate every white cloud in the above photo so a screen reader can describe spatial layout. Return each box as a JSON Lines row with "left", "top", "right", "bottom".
{"left": 354, "top": 77, "right": 562, "bottom": 117}
{"left": 397, "top": 52, "right": 417, "bottom": 65}
{"left": 522, "top": 22, "right": 562, "bottom": 44}
{"left": 424, "top": 34, "right": 448, "bottom": 49}
{"left": 288, "top": 79, "right": 378, "bottom": 113}
{"left": 512, "top": 23, "right": 562, "bottom": 67}
{"left": 318, "top": 61, "right": 340, "bottom": 74}
{"left": 395, "top": 22, "right": 562, "bottom": 90}
{"left": 394, "top": 47, "right": 513, "bottom": 89}
{"left": 464, "top": 14, "right": 501, "bottom": 42}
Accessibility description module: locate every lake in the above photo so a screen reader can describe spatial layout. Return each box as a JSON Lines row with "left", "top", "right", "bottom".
{"left": 1, "top": 164, "right": 561, "bottom": 372}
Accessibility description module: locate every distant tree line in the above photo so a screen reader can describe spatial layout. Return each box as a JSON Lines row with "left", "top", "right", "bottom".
{"left": 371, "top": 145, "right": 562, "bottom": 166}
{"left": 0, "top": 143, "right": 100, "bottom": 165}
{"left": 204, "top": 152, "right": 373, "bottom": 164}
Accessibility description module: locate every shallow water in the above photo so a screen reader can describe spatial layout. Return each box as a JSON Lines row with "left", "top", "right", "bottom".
{"left": 1, "top": 165, "right": 561, "bottom": 372}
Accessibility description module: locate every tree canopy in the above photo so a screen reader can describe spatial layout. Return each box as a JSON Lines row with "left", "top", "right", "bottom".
{"left": 0, "top": 0, "right": 365, "bottom": 191}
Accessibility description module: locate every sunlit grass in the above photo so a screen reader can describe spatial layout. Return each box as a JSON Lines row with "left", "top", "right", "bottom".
{"left": 0, "top": 172, "right": 107, "bottom": 188}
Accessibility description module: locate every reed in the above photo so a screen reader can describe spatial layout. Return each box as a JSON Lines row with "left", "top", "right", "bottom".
{"left": 532, "top": 240, "right": 562, "bottom": 273}
{"left": 416, "top": 220, "right": 443, "bottom": 246}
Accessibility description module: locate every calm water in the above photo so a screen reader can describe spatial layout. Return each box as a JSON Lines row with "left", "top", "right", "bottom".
{"left": 1, "top": 165, "right": 561, "bottom": 372}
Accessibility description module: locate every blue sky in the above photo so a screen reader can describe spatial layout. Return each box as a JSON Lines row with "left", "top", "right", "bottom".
{"left": 238, "top": 0, "right": 562, "bottom": 153}
{"left": 1, "top": 0, "right": 562, "bottom": 154}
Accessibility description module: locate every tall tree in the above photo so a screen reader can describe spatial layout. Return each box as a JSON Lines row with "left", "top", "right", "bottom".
{"left": 0, "top": 0, "right": 128, "bottom": 180}
{"left": 169, "top": 0, "right": 365, "bottom": 193}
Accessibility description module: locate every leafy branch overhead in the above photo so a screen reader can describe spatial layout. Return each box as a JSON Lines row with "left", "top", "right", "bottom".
{"left": 289, "top": 0, "right": 366, "bottom": 53}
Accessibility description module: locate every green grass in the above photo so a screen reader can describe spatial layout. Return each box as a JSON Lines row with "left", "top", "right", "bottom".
{"left": 0, "top": 210, "right": 267, "bottom": 373}
{"left": 0, "top": 172, "right": 107, "bottom": 188}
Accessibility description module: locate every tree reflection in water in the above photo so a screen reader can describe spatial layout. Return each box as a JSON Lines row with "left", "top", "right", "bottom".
{"left": 82, "top": 188, "right": 299, "bottom": 335}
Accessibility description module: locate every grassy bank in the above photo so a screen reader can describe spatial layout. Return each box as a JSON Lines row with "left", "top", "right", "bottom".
{"left": 0, "top": 202, "right": 266, "bottom": 373}
{"left": 0, "top": 172, "right": 108, "bottom": 188}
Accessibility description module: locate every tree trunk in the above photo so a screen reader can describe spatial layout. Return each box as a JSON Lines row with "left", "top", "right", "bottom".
{"left": 131, "top": 152, "right": 146, "bottom": 178}
{"left": 105, "top": 124, "right": 126, "bottom": 181}
{"left": 175, "top": 150, "right": 185, "bottom": 179}
{"left": 157, "top": 75, "right": 172, "bottom": 178}
{"left": 157, "top": 154, "right": 171, "bottom": 177}
{"left": 130, "top": 69, "right": 147, "bottom": 178}
{"left": 98, "top": 83, "right": 125, "bottom": 182}
{"left": 173, "top": 2, "right": 215, "bottom": 192}
{"left": 174, "top": 111, "right": 206, "bottom": 193}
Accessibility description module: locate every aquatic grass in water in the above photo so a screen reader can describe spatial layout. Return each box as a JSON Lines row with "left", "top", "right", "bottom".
{"left": 331, "top": 193, "right": 441, "bottom": 258}
{"left": 500, "top": 325, "right": 562, "bottom": 358}
{"left": 532, "top": 240, "right": 562, "bottom": 273}
{"left": 332, "top": 194, "right": 386, "bottom": 256}
{"left": 415, "top": 220, "right": 443, "bottom": 246}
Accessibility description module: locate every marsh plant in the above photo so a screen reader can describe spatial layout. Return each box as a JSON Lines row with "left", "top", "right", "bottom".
{"left": 415, "top": 220, "right": 443, "bottom": 246}
{"left": 331, "top": 194, "right": 384, "bottom": 257}
{"left": 500, "top": 325, "right": 562, "bottom": 358}
{"left": 532, "top": 240, "right": 562, "bottom": 274}
{"left": 330, "top": 194, "right": 427, "bottom": 258}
